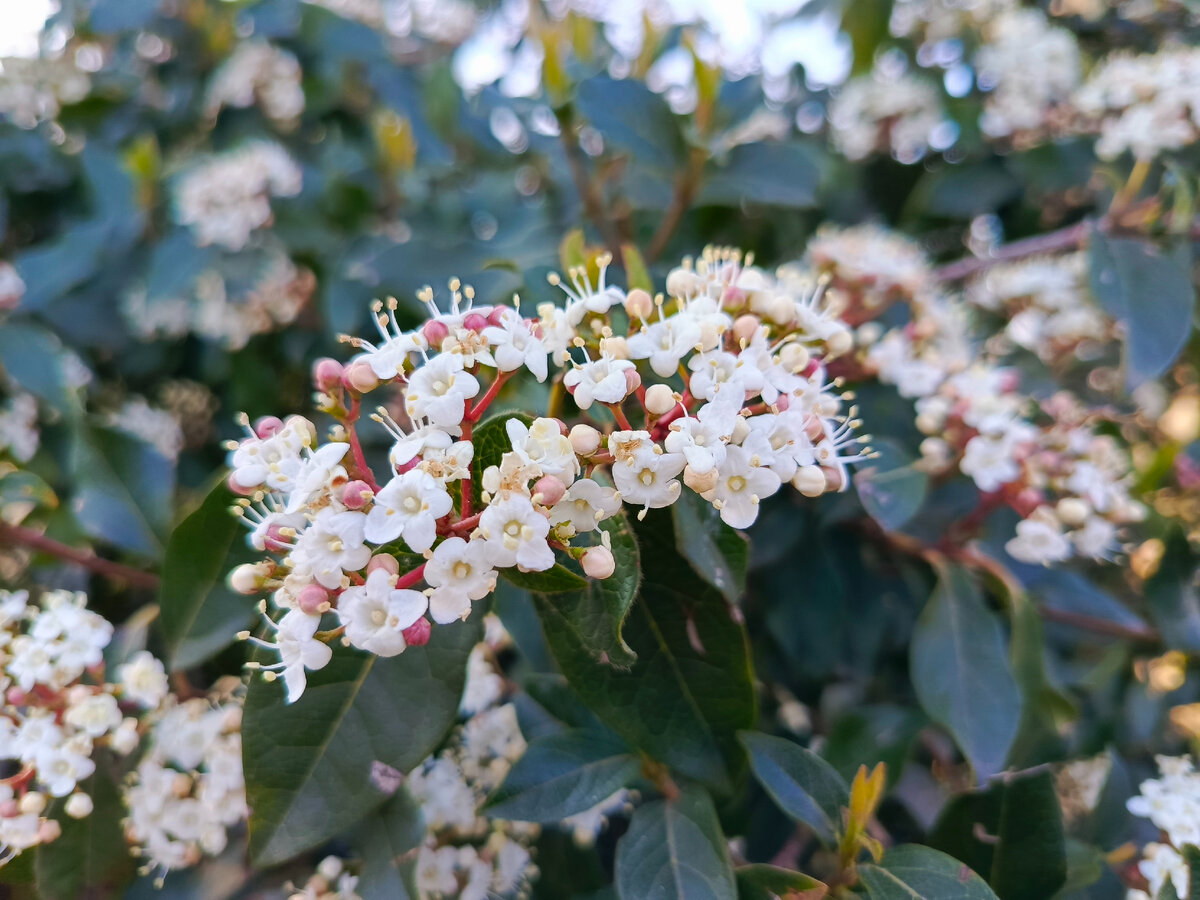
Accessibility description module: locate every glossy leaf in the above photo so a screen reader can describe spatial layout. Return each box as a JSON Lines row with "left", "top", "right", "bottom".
{"left": 0, "top": 321, "right": 80, "bottom": 416}
{"left": 735, "top": 864, "right": 826, "bottom": 900}
{"left": 159, "top": 480, "right": 257, "bottom": 670}
{"left": 857, "top": 846, "right": 1000, "bottom": 900}
{"left": 469, "top": 411, "right": 533, "bottom": 507}
{"left": 616, "top": 785, "right": 737, "bottom": 900}
{"left": 739, "top": 731, "right": 850, "bottom": 846}
{"left": 351, "top": 789, "right": 425, "bottom": 900}
{"left": 576, "top": 77, "right": 684, "bottom": 170}
{"left": 909, "top": 564, "right": 1021, "bottom": 781}
{"left": 854, "top": 438, "right": 929, "bottom": 532}
{"left": 486, "top": 730, "right": 640, "bottom": 822}
{"left": 242, "top": 616, "right": 480, "bottom": 866}
{"left": 672, "top": 488, "right": 749, "bottom": 604}
{"left": 698, "top": 142, "right": 822, "bottom": 209}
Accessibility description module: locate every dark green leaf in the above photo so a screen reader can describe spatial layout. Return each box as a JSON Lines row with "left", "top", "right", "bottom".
{"left": 698, "top": 142, "right": 822, "bottom": 209}
{"left": 469, "top": 411, "right": 532, "bottom": 507}
{"left": 486, "top": 730, "right": 640, "bottom": 822}
{"left": 739, "top": 731, "right": 850, "bottom": 846}
{"left": 928, "top": 767, "right": 1067, "bottom": 900}
{"left": 857, "top": 846, "right": 1000, "bottom": 900}
{"left": 576, "top": 77, "right": 685, "bottom": 170}
{"left": 1145, "top": 530, "right": 1200, "bottom": 653}
{"left": 821, "top": 705, "right": 924, "bottom": 788}
{"left": 616, "top": 785, "right": 737, "bottom": 900}
{"left": 842, "top": 0, "right": 895, "bottom": 76}
{"left": 0, "top": 321, "right": 80, "bottom": 416}
{"left": 672, "top": 488, "right": 748, "bottom": 603}
{"left": 242, "top": 616, "right": 480, "bottom": 866}
{"left": 854, "top": 438, "right": 929, "bottom": 532}
{"left": 159, "top": 480, "right": 257, "bottom": 670}
{"left": 537, "top": 508, "right": 756, "bottom": 793}
{"left": 351, "top": 789, "right": 425, "bottom": 900}
{"left": 735, "top": 865, "right": 825, "bottom": 900}
{"left": 501, "top": 563, "right": 590, "bottom": 593}
{"left": 909, "top": 564, "right": 1020, "bottom": 781}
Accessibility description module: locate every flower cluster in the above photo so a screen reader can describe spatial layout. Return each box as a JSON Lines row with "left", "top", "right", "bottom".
{"left": 828, "top": 68, "right": 948, "bottom": 163}
{"left": 0, "top": 262, "right": 25, "bottom": 310}
{"left": 973, "top": 8, "right": 1080, "bottom": 139}
{"left": 965, "top": 253, "right": 1113, "bottom": 364}
{"left": 225, "top": 248, "right": 866, "bottom": 701}
{"left": 205, "top": 41, "right": 306, "bottom": 125}
{"left": 889, "top": 0, "right": 1015, "bottom": 44}
{"left": 0, "top": 589, "right": 169, "bottom": 865}
{"left": 288, "top": 856, "right": 363, "bottom": 900}
{"left": 1073, "top": 46, "right": 1200, "bottom": 160}
{"left": 0, "top": 56, "right": 90, "bottom": 129}
{"left": 0, "top": 393, "right": 38, "bottom": 463}
{"left": 122, "top": 694, "right": 246, "bottom": 882}
{"left": 174, "top": 142, "right": 303, "bottom": 250}
{"left": 1127, "top": 755, "right": 1200, "bottom": 900}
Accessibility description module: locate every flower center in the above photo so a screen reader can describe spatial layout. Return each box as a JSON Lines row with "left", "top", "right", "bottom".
{"left": 371, "top": 608, "right": 387, "bottom": 626}
{"left": 639, "top": 468, "right": 655, "bottom": 486}
{"left": 402, "top": 495, "right": 421, "bottom": 514}
{"left": 728, "top": 475, "right": 747, "bottom": 492}
{"left": 453, "top": 561, "right": 472, "bottom": 579}
{"left": 504, "top": 521, "right": 522, "bottom": 538}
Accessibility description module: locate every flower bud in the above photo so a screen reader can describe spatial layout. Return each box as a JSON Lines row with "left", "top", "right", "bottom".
{"left": 254, "top": 416, "right": 284, "bottom": 438}
{"left": 823, "top": 466, "right": 845, "bottom": 492}
{"left": 569, "top": 424, "right": 601, "bottom": 456}
{"left": 341, "top": 480, "right": 374, "bottom": 510}
{"left": 779, "top": 343, "right": 810, "bottom": 373}
{"left": 318, "top": 857, "right": 344, "bottom": 882}
{"left": 645, "top": 383, "right": 677, "bottom": 416}
{"left": 732, "top": 315, "right": 759, "bottom": 343}
{"left": 297, "top": 584, "right": 331, "bottom": 615}
{"left": 229, "top": 563, "right": 268, "bottom": 595}
{"left": 1056, "top": 497, "right": 1089, "bottom": 527}
{"left": 581, "top": 546, "right": 616, "bottom": 579}
{"left": 110, "top": 719, "right": 139, "bottom": 755}
{"left": 623, "top": 368, "right": 642, "bottom": 396}
{"left": 767, "top": 294, "right": 796, "bottom": 324}
{"left": 683, "top": 464, "right": 718, "bottom": 494}
{"left": 601, "top": 335, "right": 630, "bottom": 359}
{"left": 38, "top": 819, "right": 62, "bottom": 844}
{"left": 0, "top": 799, "right": 17, "bottom": 817}
{"left": 367, "top": 554, "right": 399, "bottom": 576}
{"left": 313, "top": 358, "right": 344, "bottom": 392}
{"left": 533, "top": 475, "right": 567, "bottom": 507}
{"left": 463, "top": 312, "right": 488, "bottom": 332}
{"left": 5, "top": 687, "right": 25, "bottom": 706}
{"left": 624, "top": 288, "right": 654, "bottom": 320}
{"left": 65, "top": 793, "right": 93, "bottom": 819}
{"left": 402, "top": 618, "right": 432, "bottom": 646}
{"left": 227, "top": 473, "right": 258, "bottom": 495}
{"left": 793, "top": 466, "right": 826, "bottom": 497}
{"left": 666, "top": 268, "right": 700, "bottom": 298}
{"left": 826, "top": 329, "right": 853, "bottom": 358}
{"left": 345, "top": 361, "right": 381, "bottom": 393}
{"left": 698, "top": 320, "right": 724, "bottom": 351}
{"left": 264, "top": 524, "right": 291, "bottom": 552}
{"left": 488, "top": 305, "right": 511, "bottom": 326}
{"left": 731, "top": 417, "right": 751, "bottom": 444}
{"left": 422, "top": 319, "right": 449, "bottom": 348}
{"left": 20, "top": 792, "right": 46, "bottom": 816}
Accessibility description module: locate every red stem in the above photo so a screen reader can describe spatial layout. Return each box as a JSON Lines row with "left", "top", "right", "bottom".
{"left": 461, "top": 419, "right": 474, "bottom": 519}
{"left": 467, "top": 372, "right": 510, "bottom": 423}
{"left": 345, "top": 398, "right": 382, "bottom": 492}
{"left": 446, "top": 513, "right": 482, "bottom": 534}
{"left": 0, "top": 523, "right": 159, "bottom": 588}
{"left": 396, "top": 562, "right": 426, "bottom": 590}
{"left": 609, "top": 403, "right": 633, "bottom": 431}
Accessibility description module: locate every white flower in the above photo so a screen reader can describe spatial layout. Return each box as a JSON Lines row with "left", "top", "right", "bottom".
{"left": 550, "top": 257, "right": 625, "bottom": 325}
{"left": 405, "top": 353, "right": 481, "bottom": 428}
{"left": 709, "top": 444, "right": 782, "bottom": 529}
{"left": 377, "top": 411, "right": 458, "bottom": 469}
{"left": 960, "top": 433, "right": 1022, "bottom": 493}
{"left": 364, "top": 469, "right": 453, "bottom": 552}
{"left": 663, "top": 391, "right": 740, "bottom": 475}
{"left": 273, "top": 610, "right": 333, "bottom": 703}
{"left": 688, "top": 348, "right": 764, "bottom": 401}
{"left": 118, "top": 650, "right": 170, "bottom": 709}
{"left": 611, "top": 437, "right": 685, "bottom": 513}
{"left": 37, "top": 740, "right": 96, "bottom": 798}
{"left": 627, "top": 316, "right": 702, "bottom": 379}
{"left": 505, "top": 417, "right": 580, "bottom": 484}
{"left": 742, "top": 411, "right": 816, "bottom": 482}
{"left": 337, "top": 569, "right": 427, "bottom": 656}
{"left": 562, "top": 354, "right": 634, "bottom": 410}
{"left": 484, "top": 308, "right": 548, "bottom": 381}
{"left": 549, "top": 478, "right": 622, "bottom": 534}
{"left": 284, "top": 442, "right": 350, "bottom": 513}
{"left": 479, "top": 495, "right": 554, "bottom": 571}
{"left": 1005, "top": 508, "right": 1072, "bottom": 565}
{"left": 1069, "top": 516, "right": 1119, "bottom": 560}
{"left": 425, "top": 537, "right": 498, "bottom": 624}
{"left": 292, "top": 509, "right": 372, "bottom": 589}
{"left": 63, "top": 692, "right": 122, "bottom": 738}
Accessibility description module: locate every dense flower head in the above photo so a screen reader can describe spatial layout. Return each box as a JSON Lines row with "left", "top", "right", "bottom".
{"left": 828, "top": 68, "right": 948, "bottom": 163}
{"left": 205, "top": 41, "right": 305, "bottom": 125}
{"left": 1127, "top": 755, "right": 1200, "bottom": 900}
{"left": 224, "top": 246, "right": 868, "bottom": 701}
{"left": 0, "top": 56, "right": 91, "bottom": 129}
{"left": 889, "top": 0, "right": 1016, "bottom": 43}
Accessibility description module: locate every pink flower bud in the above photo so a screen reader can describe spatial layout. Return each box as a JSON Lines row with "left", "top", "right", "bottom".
{"left": 297, "top": 584, "right": 330, "bottom": 614}
{"left": 402, "top": 618, "right": 432, "bottom": 646}
{"left": 396, "top": 457, "right": 420, "bottom": 474}
{"left": 804, "top": 416, "right": 826, "bottom": 442}
{"left": 342, "top": 480, "right": 374, "bottom": 509}
{"left": 722, "top": 286, "right": 747, "bottom": 307}
{"left": 367, "top": 554, "right": 399, "bottom": 576}
{"left": 38, "top": 820, "right": 62, "bottom": 843}
{"left": 823, "top": 466, "right": 845, "bottom": 492}
{"left": 623, "top": 289, "right": 654, "bottom": 320}
{"left": 0, "top": 799, "right": 18, "bottom": 817}
{"left": 533, "top": 475, "right": 567, "bottom": 507}
{"left": 463, "top": 312, "right": 488, "bottom": 332}
{"left": 6, "top": 687, "right": 26, "bottom": 706}
{"left": 227, "top": 473, "right": 257, "bottom": 496}
{"left": 264, "top": 525, "right": 291, "bottom": 552}
{"left": 313, "top": 358, "right": 344, "bottom": 392}
{"left": 624, "top": 368, "right": 642, "bottom": 395}
{"left": 254, "top": 416, "right": 284, "bottom": 438}
{"left": 732, "top": 315, "right": 759, "bottom": 343}
{"left": 775, "top": 393, "right": 790, "bottom": 411}
{"left": 581, "top": 546, "right": 616, "bottom": 580}
{"left": 422, "top": 319, "right": 450, "bottom": 347}
{"left": 345, "top": 362, "right": 380, "bottom": 393}
{"left": 488, "top": 305, "right": 511, "bottom": 326}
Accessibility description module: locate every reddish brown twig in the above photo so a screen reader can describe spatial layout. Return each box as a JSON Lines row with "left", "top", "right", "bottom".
{"left": 0, "top": 523, "right": 160, "bottom": 589}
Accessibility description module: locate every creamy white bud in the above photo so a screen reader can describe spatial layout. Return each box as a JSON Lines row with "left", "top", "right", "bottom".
{"left": 826, "top": 329, "right": 853, "bottom": 358}
{"left": 20, "top": 792, "right": 46, "bottom": 816}
{"left": 1056, "top": 497, "right": 1090, "bottom": 527}
{"left": 779, "top": 343, "right": 810, "bottom": 373}
{"left": 624, "top": 288, "right": 654, "bottom": 319}
{"left": 767, "top": 294, "right": 796, "bottom": 324}
{"left": 792, "top": 466, "right": 826, "bottom": 497}
{"left": 581, "top": 546, "right": 616, "bottom": 579}
{"left": 731, "top": 418, "right": 751, "bottom": 444}
{"left": 65, "top": 793, "right": 93, "bottom": 819}
{"left": 645, "top": 384, "right": 677, "bottom": 416}
{"left": 228, "top": 562, "right": 268, "bottom": 594}
{"left": 569, "top": 424, "right": 602, "bottom": 456}
{"left": 683, "top": 464, "right": 718, "bottom": 494}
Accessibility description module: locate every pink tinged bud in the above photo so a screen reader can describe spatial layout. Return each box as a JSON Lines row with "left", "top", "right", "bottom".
{"left": 313, "top": 358, "right": 344, "bottom": 392}
{"left": 569, "top": 424, "right": 602, "bottom": 456}
{"left": 462, "top": 312, "right": 488, "bottom": 332}
{"left": 422, "top": 319, "right": 450, "bottom": 347}
{"left": 581, "top": 546, "right": 616, "bottom": 580}
{"left": 254, "top": 416, "right": 284, "bottom": 438}
{"left": 534, "top": 475, "right": 567, "bottom": 507}
{"left": 623, "top": 289, "right": 654, "bottom": 320}
{"left": 5, "top": 687, "right": 25, "bottom": 706}
{"left": 823, "top": 466, "right": 845, "bottom": 492}
{"left": 732, "top": 315, "right": 759, "bottom": 342}
{"left": 297, "top": 584, "right": 331, "bottom": 615}
{"left": 0, "top": 800, "right": 18, "bottom": 817}
{"left": 229, "top": 563, "right": 264, "bottom": 595}
{"left": 227, "top": 473, "right": 257, "bottom": 496}
{"left": 775, "top": 394, "right": 790, "bottom": 411}
{"left": 342, "top": 479, "right": 374, "bottom": 509}
{"left": 367, "top": 554, "right": 400, "bottom": 576}
{"left": 264, "top": 525, "right": 291, "bottom": 552}
{"left": 804, "top": 416, "right": 826, "bottom": 442}
{"left": 396, "top": 457, "right": 420, "bottom": 474}
{"left": 623, "top": 368, "right": 642, "bottom": 396}
{"left": 1014, "top": 489, "right": 1043, "bottom": 518}
{"left": 346, "top": 361, "right": 381, "bottom": 393}
{"left": 402, "top": 617, "right": 432, "bottom": 646}
{"left": 38, "top": 820, "right": 62, "bottom": 843}
{"left": 487, "top": 305, "right": 511, "bottom": 326}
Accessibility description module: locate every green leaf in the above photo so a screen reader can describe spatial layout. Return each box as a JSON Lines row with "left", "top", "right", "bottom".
{"left": 622, "top": 244, "right": 654, "bottom": 294}
{"left": 735, "top": 864, "right": 826, "bottom": 900}
{"left": 69, "top": 425, "right": 175, "bottom": 559}
{"left": 671, "top": 488, "right": 748, "bottom": 604}
{"left": 501, "top": 562, "right": 590, "bottom": 593}
{"left": 242, "top": 615, "right": 480, "bottom": 867}
{"left": 1144, "top": 529, "right": 1200, "bottom": 653}
{"left": 531, "top": 510, "right": 641, "bottom": 666}
{"left": 698, "top": 142, "right": 822, "bottom": 209}
{"left": 561, "top": 229, "right": 587, "bottom": 272}
{"left": 350, "top": 789, "right": 425, "bottom": 900}
{"left": 0, "top": 321, "right": 80, "bottom": 416}
{"left": 854, "top": 438, "right": 929, "bottom": 532}
{"left": 739, "top": 731, "right": 850, "bottom": 846}
{"left": 928, "top": 767, "right": 1067, "bottom": 900}
{"left": 858, "top": 846, "right": 999, "bottom": 900}
{"left": 616, "top": 785, "right": 737, "bottom": 900}
{"left": 536, "top": 508, "right": 756, "bottom": 793}
{"left": 1088, "top": 234, "right": 1195, "bottom": 391}
{"left": 909, "top": 564, "right": 1020, "bottom": 781}
{"left": 486, "top": 730, "right": 640, "bottom": 822}
{"left": 1006, "top": 590, "right": 1075, "bottom": 768}
{"left": 576, "top": 76, "right": 685, "bottom": 171}
{"left": 842, "top": 0, "right": 895, "bottom": 76}
{"left": 35, "top": 765, "right": 136, "bottom": 900}
{"left": 1182, "top": 844, "right": 1200, "bottom": 900}
{"left": 159, "top": 480, "right": 257, "bottom": 670}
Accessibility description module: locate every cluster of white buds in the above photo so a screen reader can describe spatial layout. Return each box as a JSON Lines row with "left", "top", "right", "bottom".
{"left": 122, "top": 695, "right": 246, "bottom": 884}
{"left": 806, "top": 224, "right": 937, "bottom": 317}
{"left": 1073, "top": 46, "right": 1200, "bottom": 161}
{"left": 174, "top": 142, "right": 303, "bottom": 251}
{"left": 1127, "top": 755, "right": 1200, "bottom": 900}
{"left": 0, "top": 56, "right": 91, "bottom": 130}
{"left": 889, "top": 0, "right": 1016, "bottom": 45}
{"left": 205, "top": 41, "right": 305, "bottom": 125}
{"left": 0, "top": 589, "right": 169, "bottom": 866}
{"left": 0, "top": 392, "right": 38, "bottom": 464}
{"left": 224, "top": 248, "right": 867, "bottom": 702}
{"left": 827, "top": 68, "right": 948, "bottom": 163}
{"left": 288, "top": 856, "right": 363, "bottom": 900}
{"left": 965, "top": 253, "right": 1113, "bottom": 364}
